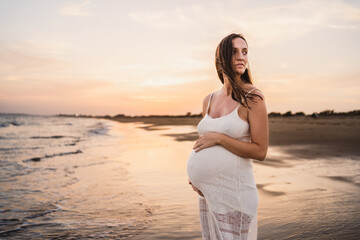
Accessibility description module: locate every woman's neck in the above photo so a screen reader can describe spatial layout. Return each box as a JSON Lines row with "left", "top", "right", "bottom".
{"left": 222, "top": 74, "right": 244, "bottom": 96}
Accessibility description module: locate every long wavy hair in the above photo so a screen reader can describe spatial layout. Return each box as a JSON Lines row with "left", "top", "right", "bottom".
{"left": 215, "top": 33, "right": 262, "bottom": 108}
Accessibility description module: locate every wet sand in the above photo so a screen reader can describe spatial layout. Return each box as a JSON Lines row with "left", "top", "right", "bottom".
{"left": 109, "top": 123, "right": 202, "bottom": 239}
{"left": 108, "top": 115, "right": 360, "bottom": 158}
{"left": 105, "top": 116, "right": 360, "bottom": 239}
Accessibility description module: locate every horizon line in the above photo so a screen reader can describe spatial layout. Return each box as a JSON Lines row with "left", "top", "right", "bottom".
{"left": 1, "top": 109, "right": 359, "bottom": 118}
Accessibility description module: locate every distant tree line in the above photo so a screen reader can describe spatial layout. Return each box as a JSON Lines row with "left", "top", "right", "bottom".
{"left": 268, "top": 109, "right": 360, "bottom": 118}
{"left": 57, "top": 109, "right": 359, "bottom": 119}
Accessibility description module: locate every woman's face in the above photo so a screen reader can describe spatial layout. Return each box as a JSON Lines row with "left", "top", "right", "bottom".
{"left": 231, "top": 37, "right": 248, "bottom": 76}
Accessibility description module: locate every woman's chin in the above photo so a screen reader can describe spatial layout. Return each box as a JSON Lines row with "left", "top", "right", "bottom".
{"left": 235, "top": 71, "right": 245, "bottom": 76}
{"left": 233, "top": 68, "right": 245, "bottom": 75}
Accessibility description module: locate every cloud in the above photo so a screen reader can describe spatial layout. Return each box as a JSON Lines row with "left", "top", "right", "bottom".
{"left": 127, "top": 7, "right": 191, "bottom": 30}
{"left": 0, "top": 48, "right": 70, "bottom": 73}
{"left": 280, "top": 62, "right": 289, "bottom": 69}
{"left": 136, "top": 75, "right": 212, "bottom": 87}
{"left": 59, "top": 0, "right": 91, "bottom": 16}
{"left": 0, "top": 75, "right": 115, "bottom": 98}
{"left": 127, "top": 0, "right": 360, "bottom": 46}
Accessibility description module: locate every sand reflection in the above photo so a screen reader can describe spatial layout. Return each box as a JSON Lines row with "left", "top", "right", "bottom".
{"left": 110, "top": 120, "right": 360, "bottom": 239}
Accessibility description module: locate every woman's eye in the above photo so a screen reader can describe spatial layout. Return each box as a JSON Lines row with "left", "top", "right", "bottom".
{"left": 243, "top": 51, "right": 248, "bottom": 55}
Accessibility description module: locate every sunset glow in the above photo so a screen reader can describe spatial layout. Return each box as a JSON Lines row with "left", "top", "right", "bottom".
{"left": 1, "top": 0, "right": 359, "bottom": 115}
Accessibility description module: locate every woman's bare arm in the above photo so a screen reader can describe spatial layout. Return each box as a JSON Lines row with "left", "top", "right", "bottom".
{"left": 193, "top": 90, "right": 269, "bottom": 161}
{"left": 201, "top": 93, "right": 211, "bottom": 117}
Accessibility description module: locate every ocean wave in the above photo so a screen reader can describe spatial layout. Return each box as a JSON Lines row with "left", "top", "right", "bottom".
{"left": 0, "top": 205, "right": 62, "bottom": 237}
{"left": 87, "top": 122, "right": 110, "bottom": 136}
{"left": 0, "top": 147, "right": 41, "bottom": 151}
{"left": 24, "top": 205, "right": 62, "bottom": 220}
{"left": 0, "top": 161, "right": 32, "bottom": 182}
{"left": 64, "top": 137, "right": 81, "bottom": 146}
{"left": 0, "top": 121, "right": 22, "bottom": 128}
{"left": 30, "top": 135, "right": 66, "bottom": 139}
{"left": 23, "top": 150, "right": 83, "bottom": 162}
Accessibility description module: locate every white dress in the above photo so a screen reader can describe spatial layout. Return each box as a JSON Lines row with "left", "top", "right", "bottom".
{"left": 187, "top": 89, "right": 258, "bottom": 240}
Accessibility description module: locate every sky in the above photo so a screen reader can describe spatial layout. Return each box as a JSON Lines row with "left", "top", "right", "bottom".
{"left": 0, "top": 0, "right": 359, "bottom": 116}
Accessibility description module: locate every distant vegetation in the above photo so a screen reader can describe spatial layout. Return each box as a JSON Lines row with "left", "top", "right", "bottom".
{"left": 268, "top": 109, "right": 360, "bottom": 118}
{"left": 57, "top": 109, "right": 360, "bottom": 119}
{"left": 57, "top": 112, "right": 203, "bottom": 119}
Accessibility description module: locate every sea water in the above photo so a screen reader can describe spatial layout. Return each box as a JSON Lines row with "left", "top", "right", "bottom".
{"left": 0, "top": 113, "right": 153, "bottom": 239}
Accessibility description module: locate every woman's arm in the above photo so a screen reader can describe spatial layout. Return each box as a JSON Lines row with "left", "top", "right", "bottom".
{"left": 201, "top": 93, "right": 211, "bottom": 117}
{"left": 193, "top": 90, "right": 269, "bottom": 161}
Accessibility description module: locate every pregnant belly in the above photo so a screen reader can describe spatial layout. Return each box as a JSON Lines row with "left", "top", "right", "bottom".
{"left": 187, "top": 145, "right": 239, "bottom": 187}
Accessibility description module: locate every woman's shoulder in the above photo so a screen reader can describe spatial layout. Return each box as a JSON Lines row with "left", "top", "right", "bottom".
{"left": 202, "top": 92, "right": 212, "bottom": 105}
{"left": 201, "top": 92, "right": 215, "bottom": 116}
{"left": 202, "top": 90, "right": 219, "bottom": 104}
{"left": 244, "top": 84, "right": 265, "bottom": 99}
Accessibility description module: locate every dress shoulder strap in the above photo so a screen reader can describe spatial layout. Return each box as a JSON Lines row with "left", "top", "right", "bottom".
{"left": 206, "top": 93, "right": 214, "bottom": 114}
{"left": 245, "top": 88, "right": 257, "bottom": 97}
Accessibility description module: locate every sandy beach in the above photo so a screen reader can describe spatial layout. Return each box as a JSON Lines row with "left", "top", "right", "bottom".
{"left": 1, "top": 114, "right": 358, "bottom": 239}
{"left": 108, "top": 115, "right": 360, "bottom": 158}
{"left": 105, "top": 115, "right": 360, "bottom": 239}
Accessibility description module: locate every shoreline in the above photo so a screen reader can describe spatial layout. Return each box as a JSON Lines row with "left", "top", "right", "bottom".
{"left": 105, "top": 118, "right": 360, "bottom": 239}
{"left": 104, "top": 115, "right": 360, "bottom": 159}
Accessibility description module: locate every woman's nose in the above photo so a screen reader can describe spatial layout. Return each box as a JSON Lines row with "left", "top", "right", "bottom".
{"left": 235, "top": 52, "right": 243, "bottom": 60}
{"left": 238, "top": 52, "right": 245, "bottom": 60}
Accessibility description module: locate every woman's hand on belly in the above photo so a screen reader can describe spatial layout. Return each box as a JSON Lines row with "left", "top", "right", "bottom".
{"left": 193, "top": 132, "right": 222, "bottom": 153}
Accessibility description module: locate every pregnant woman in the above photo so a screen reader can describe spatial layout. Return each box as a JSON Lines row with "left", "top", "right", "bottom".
{"left": 187, "top": 33, "right": 269, "bottom": 240}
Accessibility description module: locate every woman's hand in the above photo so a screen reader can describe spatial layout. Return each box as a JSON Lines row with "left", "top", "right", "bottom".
{"left": 193, "top": 132, "right": 222, "bottom": 152}
{"left": 188, "top": 179, "right": 204, "bottom": 197}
